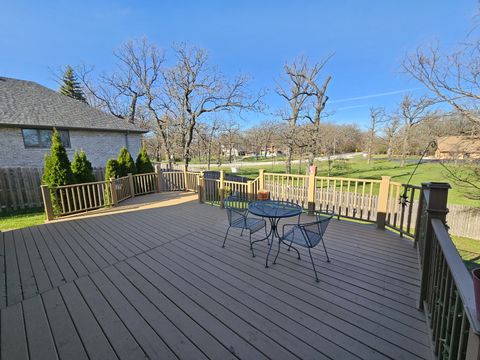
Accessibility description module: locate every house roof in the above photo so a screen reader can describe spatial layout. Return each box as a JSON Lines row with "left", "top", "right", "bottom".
{"left": 436, "top": 135, "right": 480, "bottom": 154}
{"left": 0, "top": 76, "right": 147, "bottom": 133}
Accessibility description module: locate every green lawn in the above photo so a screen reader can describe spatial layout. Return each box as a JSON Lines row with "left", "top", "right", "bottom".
{"left": 452, "top": 236, "right": 480, "bottom": 271}
{"left": 0, "top": 209, "right": 45, "bottom": 232}
{"left": 233, "top": 155, "right": 479, "bottom": 207}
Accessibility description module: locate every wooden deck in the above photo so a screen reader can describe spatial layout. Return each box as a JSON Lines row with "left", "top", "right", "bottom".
{"left": 0, "top": 192, "right": 431, "bottom": 360}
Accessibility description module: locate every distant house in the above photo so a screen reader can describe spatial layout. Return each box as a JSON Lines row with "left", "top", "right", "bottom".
{"left": 435, "top": 136, "right": 480, "bottom": 160}
{"left": 0, "top": 77, "right": 147, "bottom": 168}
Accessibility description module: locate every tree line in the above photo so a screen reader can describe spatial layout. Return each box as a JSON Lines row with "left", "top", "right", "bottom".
{"left": 58, "top": 26, "right": 480, "bottom": 198}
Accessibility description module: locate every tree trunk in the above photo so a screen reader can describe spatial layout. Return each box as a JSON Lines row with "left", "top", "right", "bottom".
{"left": 286, "top": 145, "right": 293, "bottom": 174}
{"left": 367, "top": 135, "right": 373, "bottom": 164}
{"left": 207, "top": 145, "right": 212, "bottom": 170}
{"left": 158, "top": 128, "right": 173, "bottom": 168}
{"left": 128, "top": 93, "right": 138, "bottom": 124}
{"left": 400, "top": 125, "right": 411, "bottom": 167}
{"left": 386, "top": 138, "right": 393, "bottom": 160}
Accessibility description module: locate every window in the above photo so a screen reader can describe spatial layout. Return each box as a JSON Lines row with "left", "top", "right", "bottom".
{"left": 22, "top": 128, "right": 70, "bottom": 148}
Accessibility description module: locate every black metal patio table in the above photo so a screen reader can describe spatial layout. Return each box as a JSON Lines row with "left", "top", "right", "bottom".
{"left": 248, "top": 200, "right": 303, "bottom": 268}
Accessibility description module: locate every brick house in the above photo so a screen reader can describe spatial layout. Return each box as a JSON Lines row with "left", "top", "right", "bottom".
{"left": 0, "top": 76, "right": 147, "bottom": 168}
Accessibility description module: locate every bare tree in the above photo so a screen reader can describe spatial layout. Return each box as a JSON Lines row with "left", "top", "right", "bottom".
{"left": 382, "top": 115, "right": 401, "bottom": 160}
{"left": 79, "top": 38, "right": 160, "bottom": 123}
{"left": 220, "top": 118, "right": 241, "bottom": 163}
{"left": 197, "top": 118, "right": 222, "bottom": 170}
{"left": 276, "top": 58, "right": 316, "bottom": 173}
{"left": 303, "top": 56, "right": 333, "bottom": 166}
{"left": 244, "top": 126, "right": 263, "bottom": 158}
{"left": 403, "top": 43, "right": 480, "bottom": 127}
{"left": 366, "top": 107, "right": 386, "bottom": 164}
{"left": 159, "top": 44, "right": 259, "bottom": 169}
{"left": 398, "top": 94, "right": 435, "bottom": 167}
{"left": 258, "top": 120, "right": 280, "bottom": 158}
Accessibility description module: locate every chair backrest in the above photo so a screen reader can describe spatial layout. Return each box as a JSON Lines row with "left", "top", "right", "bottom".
{"left": 315, "top": 210, "right": 334, "bottom": 236}
{"left": 302, "top": 211, "right": 334, "bottom": 247}
{"left": 224, "top": 195, "right": 248, "bottom": 226}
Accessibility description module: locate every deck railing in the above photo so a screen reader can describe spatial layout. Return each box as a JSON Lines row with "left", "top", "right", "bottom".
{"left": 385, "top": 183, "right": 421, "bottom": 238}
{"left": 160, "top": 171, "right": 185, "bottom": 191}
{"left": 41, "top": 180, "right": 109, "bottom": 218}
{"left": 315, "top": 176, "right": 382, "bottom": 222}
{"left": 112, "top": 176, "right": 132, "bottom": 203}
{"left": 416, "top": 183, "right": 480, "bottom": 359}
{"left": 42, "top": 169, "right": 166, "bottom": 219}
{"left": 185, "top": 171, "right": 200, "bottom": 192}
{"left": 263, "top": 173, "right": 308, "bottom": 208}
{"left": 133, "top": 172, "right": 157, "bottom": 195}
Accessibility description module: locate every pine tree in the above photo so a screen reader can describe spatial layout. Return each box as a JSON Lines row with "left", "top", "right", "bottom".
{"left": 117, "top": 147, "right": 136, "bottom": 176}
{"left": 42, "top": 129, "right": 74, "bottom": 213}
{"left": 42, "top": 129, "right": 74, "bottom": 187}
{"left": 59, "top": 65, "right": 87, "bottom": 102}
{"left": 104, "top": 159, "right": 119, "bottom": 206}
{"left": 135, "top": 146, "right": 154, "bottom": 174}
{"left": 71, "top": 150, "right": 95, "bottom": 183}
{"left": 105, "top": 159, "right": 119, "bottom": 181}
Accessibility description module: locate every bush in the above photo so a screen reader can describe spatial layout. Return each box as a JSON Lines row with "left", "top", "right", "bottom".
{"left": 104, "top": 159, "right": 119, "bottom": 206}
{"left": 42, "top": 129, "right": 74, "bottom": 214}
{"left": 136, "top": 147, "right": 154, "bottom": 174}
{"left": 117, "top": 147, "right": 136, "bottom": 176}
{"left": 105, "top": 159, "right": 119, "bottom": 181}
{"left": 71, "top": 150, "right": 95, "bottom": 183}
{"left": 42, "top": 129, "right": 74, "bottom": 187}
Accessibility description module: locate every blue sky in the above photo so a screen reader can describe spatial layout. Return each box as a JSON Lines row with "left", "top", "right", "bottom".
{"left": 1, "top": 0, "right": 477, "bottom": 129}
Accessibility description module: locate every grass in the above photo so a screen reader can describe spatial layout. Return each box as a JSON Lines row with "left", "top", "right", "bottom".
{"left": 0, "top": 209, "right": 45, "bottom": 231}
{"left": 452, "top": 235, "right": 480, "bottom": 271}
{"left": 232, "top": 154, "right": 480, "bottom": 207}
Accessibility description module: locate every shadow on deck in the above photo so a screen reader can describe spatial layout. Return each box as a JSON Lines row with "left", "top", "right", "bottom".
{"left": 0, "top": 192, "right": 431, "bottom": 359}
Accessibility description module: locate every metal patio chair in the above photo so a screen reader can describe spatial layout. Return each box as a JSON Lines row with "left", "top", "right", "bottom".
{"left": 277, "top": 210, "right": 334, "bottom": 282}
{"left": 222, "top": 195, "right": 267, "bottom": 256}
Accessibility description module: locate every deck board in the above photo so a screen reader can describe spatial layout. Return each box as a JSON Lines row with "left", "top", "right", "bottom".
{"left": 168, "top": 233, "right": 428, "bottom": 359}
{"left": 22, "top": 295, "right": 58, "bottom": 360}
{"left": 0, "top": 192, "right": 432, "bottom": 359}
{"left": 41, "top": 288, "right": 89, "bottom": 360}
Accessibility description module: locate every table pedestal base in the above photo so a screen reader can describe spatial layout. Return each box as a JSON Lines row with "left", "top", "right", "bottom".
{"left": 251, "top": 217, "right": 300, "bottom": 268}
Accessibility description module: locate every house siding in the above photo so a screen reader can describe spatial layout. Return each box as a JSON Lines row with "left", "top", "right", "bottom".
{"left": 0, "top": 127, "right": 143, "bottom": 168}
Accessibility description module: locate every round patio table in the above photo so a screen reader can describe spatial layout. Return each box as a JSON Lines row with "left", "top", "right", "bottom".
{"left": 248, "top": 200, "right": 303, "bottom": 268}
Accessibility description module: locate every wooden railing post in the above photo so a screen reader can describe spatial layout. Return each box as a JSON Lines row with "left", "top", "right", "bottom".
{"left": 418, "top": 182, "right": 450, "bottom": 310}
{"left": 198, "top": 171, "right": 204, "bottom": 203}
{"left": 41, "top": 185, "right": 54, "bottom": 221}
{"left": 259, "top": 169, "right": 265, "bottom": 190}
{"left": 307, "top": 169, "right": 316, "bottom": 214}
{"left": 219, "top": 170, "right": 225, "bottom": 208}
{"left": 183, "top": 164, "right": 188, "bottom": 191}
{"left": 247, "top": 180, "right": 253, "bottom": 201}
{"left": 109, "top": 179, "right": 118, "bottom": 206}
{"left": 376, "top": 176, "right": 391, "bottom": 229}
{"left": 128, "top": 173, "right": 135, "bottom": 198}
{"left": 154, "top": 165, "right": 161, "bottom": 193}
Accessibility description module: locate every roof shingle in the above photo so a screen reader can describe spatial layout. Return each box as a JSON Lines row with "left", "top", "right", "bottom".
{"left": 0, "top": 76, "right": 147, "bottom": 133}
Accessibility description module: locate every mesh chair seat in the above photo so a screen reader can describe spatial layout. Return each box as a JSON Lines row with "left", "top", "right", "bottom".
{"left": 283, "top": 227, "right": 321, "bottom": 247}
{"left": 231, "top": 217, "right": 266, "bottom": 234}
{"left": 222, "top": 195, "right": 267, "bottom": 256}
